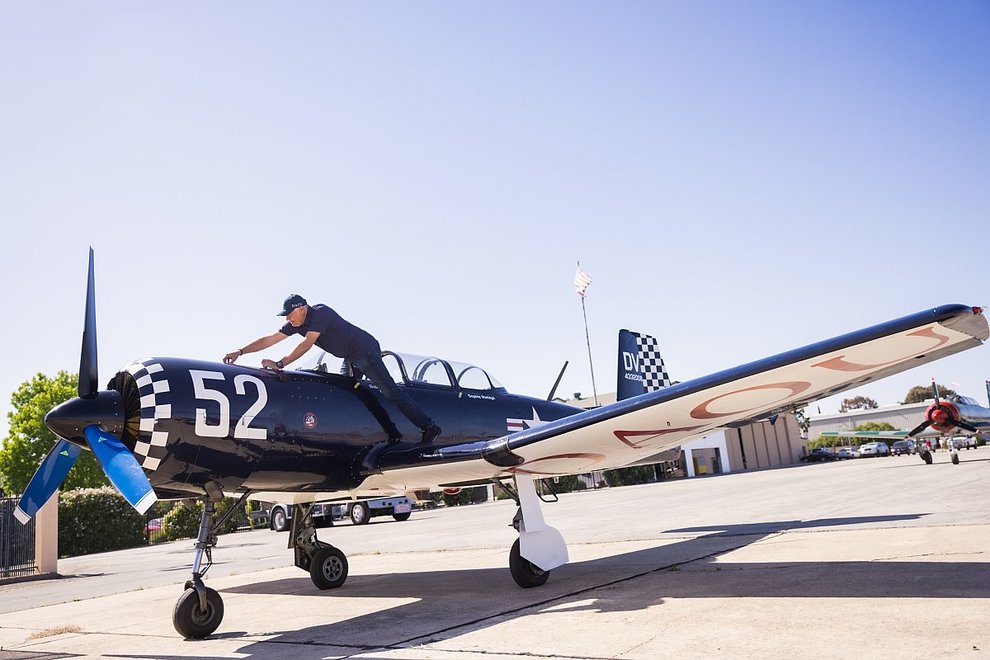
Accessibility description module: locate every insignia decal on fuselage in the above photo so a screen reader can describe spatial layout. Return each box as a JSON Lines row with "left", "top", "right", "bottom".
{"left": 303, "top": 412, "right": 317, "bottom": 429}
{"left": 506, "top": 407, "right": 549, "bottom": 433}
{"left": 126, "top": 359, "right": 172, "bottom": 473}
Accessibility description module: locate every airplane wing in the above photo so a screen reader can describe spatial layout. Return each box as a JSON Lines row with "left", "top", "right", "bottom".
{"left": 479, "top": 304, "right": 986, "bottom": 476}
{"left": 261, "top": 304, "right": 988, "bottom": 500}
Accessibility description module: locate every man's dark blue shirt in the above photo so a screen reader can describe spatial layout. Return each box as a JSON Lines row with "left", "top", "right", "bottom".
{"left": 279, "top": 304, "right": 377, "bottom": 359}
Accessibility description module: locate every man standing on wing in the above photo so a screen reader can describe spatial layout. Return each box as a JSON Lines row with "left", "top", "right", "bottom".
{"left": 224, "top": 294, "right": 441, "bottom": 444}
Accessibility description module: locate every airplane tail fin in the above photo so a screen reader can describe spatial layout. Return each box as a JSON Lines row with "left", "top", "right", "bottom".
{"left": 617, "top": 329, "right": 672, "bottom": 401}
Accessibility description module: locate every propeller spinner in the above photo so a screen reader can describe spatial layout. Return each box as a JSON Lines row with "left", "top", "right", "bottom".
{"left": 14, "top": 249, "right": 157, "bottom": 524}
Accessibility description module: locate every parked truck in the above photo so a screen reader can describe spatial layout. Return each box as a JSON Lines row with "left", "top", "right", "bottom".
{"left": 950, "top": 436, "right": 977, "bottom": 450}
{"left": 268, "top": 496, "right": 414, "bottom": 532}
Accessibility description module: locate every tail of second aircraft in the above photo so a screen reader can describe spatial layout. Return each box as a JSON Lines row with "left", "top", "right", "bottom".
{"left": 617, "top": 329, "right": 672, "bottom": 401}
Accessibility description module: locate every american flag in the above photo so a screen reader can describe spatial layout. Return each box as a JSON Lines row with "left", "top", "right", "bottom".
{"left": 573, "top": 267, "right": 593, "bottom": 297}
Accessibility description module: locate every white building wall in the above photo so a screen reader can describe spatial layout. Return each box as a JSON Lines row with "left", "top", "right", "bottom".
{"left": 809, "top": 402, "right": 930, "bottom": 439}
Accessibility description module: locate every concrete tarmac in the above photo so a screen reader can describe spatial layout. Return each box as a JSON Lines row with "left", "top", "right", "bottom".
{"left": 1, "top": 448, "right": 988, "bottom": 659}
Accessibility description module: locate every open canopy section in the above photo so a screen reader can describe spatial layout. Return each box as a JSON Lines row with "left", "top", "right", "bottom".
{"left": 300, "top": 350, "right": 505, "bottom": 392}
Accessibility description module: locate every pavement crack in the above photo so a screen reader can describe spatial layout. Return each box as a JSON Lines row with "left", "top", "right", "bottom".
{"left": 871, "top": 550, "right": 984, "bottom": 562}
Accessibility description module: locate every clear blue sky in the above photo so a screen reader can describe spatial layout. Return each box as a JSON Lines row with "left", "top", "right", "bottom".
{"left": 2, "top": 2, "right": 988, "bottom": 442}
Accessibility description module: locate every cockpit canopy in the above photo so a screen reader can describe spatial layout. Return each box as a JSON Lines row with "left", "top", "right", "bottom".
{"left": 302, "top": 350, "right": 505, "bottom": 392}
{"left": 947, "top": 394, "right": 980, "bottom": 407}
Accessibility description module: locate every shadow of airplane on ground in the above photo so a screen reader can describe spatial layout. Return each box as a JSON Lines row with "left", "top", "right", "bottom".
{"left": 120, "top": 513, "right": 990, "bottom": 660}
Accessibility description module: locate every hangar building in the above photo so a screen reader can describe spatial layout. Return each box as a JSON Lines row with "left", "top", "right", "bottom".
{"left": 566, "top": 392, "right": 804, "bottom": 477}
{"left": 808, "top": 401, "right": 931, "bottom": 440}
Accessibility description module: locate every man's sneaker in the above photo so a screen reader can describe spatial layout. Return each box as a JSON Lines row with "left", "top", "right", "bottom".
{"left": 420, "top": 424, "right": 441, "bottom": 444}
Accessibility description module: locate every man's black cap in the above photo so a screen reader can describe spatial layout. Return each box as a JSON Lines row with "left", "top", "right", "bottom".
{"left": 278, "top": 294, "right": 307, "bottom": 316}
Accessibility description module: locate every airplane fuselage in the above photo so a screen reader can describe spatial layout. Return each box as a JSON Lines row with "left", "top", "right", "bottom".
{"left": 943, "top": 399, "right": 990, "bottom": 431}
{"left": 87, "top": 357, "right": 581, "bottom": 498}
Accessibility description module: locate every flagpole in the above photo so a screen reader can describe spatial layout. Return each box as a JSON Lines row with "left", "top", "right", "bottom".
{"left": 580, "top": 293, "right": 599, "bottom": 407}
{"left": 575, "top": 261, "right": 599, "bottom": 407}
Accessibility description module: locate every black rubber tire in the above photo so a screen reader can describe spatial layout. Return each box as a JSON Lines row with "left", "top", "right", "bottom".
{"left": 173, "top": 587, "right": 224, "bottom": 639}
{"left": 309, "top": 546, "right": 348, "bottom": 589}
{"left": 920, "top": 450, "right": 933, "bottom": 465}
{"left": 349, "top": 502, "right": 370, "bottom": 525}
{"left": 392, "top": 512, "right": 411, "bottom": 522}
{"left": 271, "top": 507, "right": 288, "bottom": 532}
{"left": 509, "top": 539, "right": 550, "bottom": 588}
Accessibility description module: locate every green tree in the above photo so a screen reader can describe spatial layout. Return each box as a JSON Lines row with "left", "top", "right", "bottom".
{"left": 603, "top": 465, "right": 655, "bottom": 486}
{"left": 902, "top": 384, "right": 957, "bottom": 404}
{"left": 793, "top": 408, "right": 811, "bottom": 436}
{"left": 839, "top": 395, "right": 879, "bottom": 412}
{"left": 0, "top": 371, "right": 108, "bottom": 495}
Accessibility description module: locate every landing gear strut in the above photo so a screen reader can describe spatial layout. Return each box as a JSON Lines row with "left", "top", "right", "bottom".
{"left": 496, "top": 475, "right": 568, "bottom": 588}
{"left": 289, "top": 501, "right": 350, "bottom": 590}
{"left": 172, "top": 491, "right": 251, "bottom": 639}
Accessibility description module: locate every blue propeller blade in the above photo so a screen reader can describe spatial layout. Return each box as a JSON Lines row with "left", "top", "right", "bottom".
{"left": 14, "top": 438, "right": 82, "bottom": 524}
{"left": 84, "top": 425, "right": 158, "bottom": 514}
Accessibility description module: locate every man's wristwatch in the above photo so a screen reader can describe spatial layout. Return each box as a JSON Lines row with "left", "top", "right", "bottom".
{"left": 276, "top": 360, "right": 285, "bottom": 369}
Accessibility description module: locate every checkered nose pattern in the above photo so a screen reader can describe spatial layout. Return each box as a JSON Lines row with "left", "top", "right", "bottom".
{"left": 126, "top": 359, "right": 172, "bottom": 472}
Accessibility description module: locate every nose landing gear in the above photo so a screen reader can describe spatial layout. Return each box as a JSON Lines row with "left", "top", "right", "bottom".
{"left": 172, "top": 493, "right": 250, "bottom": 639}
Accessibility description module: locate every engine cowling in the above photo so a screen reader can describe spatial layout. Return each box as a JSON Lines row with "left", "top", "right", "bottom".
{"left": 925, "top": 400, "right": 962, "bottom": 433}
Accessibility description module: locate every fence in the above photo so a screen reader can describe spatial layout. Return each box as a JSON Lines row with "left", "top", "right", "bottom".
{"left": 0, "top": 497, "right": 35, "bottom": 579}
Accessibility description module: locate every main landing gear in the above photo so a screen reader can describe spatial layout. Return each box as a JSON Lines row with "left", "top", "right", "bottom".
{"left": 497, "top": 474, "right": 569, "bottom": 588}
{"left": 288, "top": 501, "right": 349, "bottom": 590}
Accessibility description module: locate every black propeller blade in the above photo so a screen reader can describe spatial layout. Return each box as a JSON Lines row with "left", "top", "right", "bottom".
{"left": 16, "top": 249, "right": 158, "bottom": 523}
{"left": 79, "top": 247, "right": 98, "bottom": 399}
{"left": 955, "top": 419, "right": 979, "bottom": 434}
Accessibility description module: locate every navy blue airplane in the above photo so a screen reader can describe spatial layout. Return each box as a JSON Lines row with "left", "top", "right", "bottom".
{"left": 15, "top": 250, "right": 990, "bottom": 638}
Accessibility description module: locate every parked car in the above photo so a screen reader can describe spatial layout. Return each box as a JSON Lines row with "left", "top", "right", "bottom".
{"left": 836, "top": 446, "right": 859, "bottom": 459}
{"left": 890, "top": 440, "right": 915, "bottom": 456}
{"left": 950, "top": 436, "right": 976, "bottom": 450}
{"left": 858, "top": 441, "right": 890, "bottom": 457}
{"left": 801, "top": 448, "right": 839, "bottom": 463}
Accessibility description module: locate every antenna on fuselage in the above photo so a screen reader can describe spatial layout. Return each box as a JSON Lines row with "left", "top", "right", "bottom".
{"left": 547, "top": 361, "right": 569, "bottom": 401}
